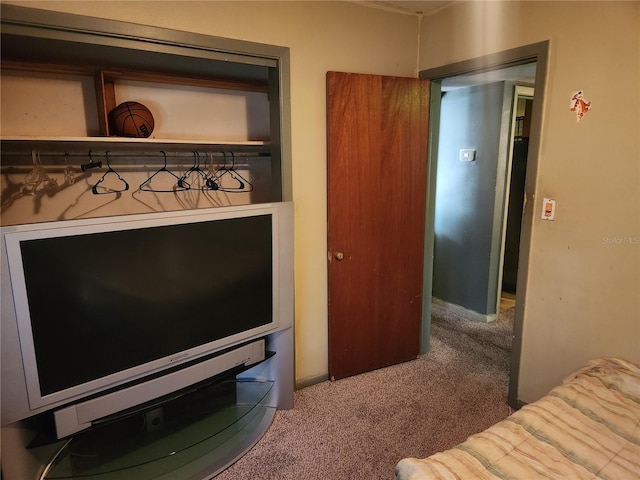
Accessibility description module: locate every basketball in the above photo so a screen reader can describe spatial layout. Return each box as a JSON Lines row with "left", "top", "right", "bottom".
{"left": 110, "top": 101, "right": 155, "bottom": 138}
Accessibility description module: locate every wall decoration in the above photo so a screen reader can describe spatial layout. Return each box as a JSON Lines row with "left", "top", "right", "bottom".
{"left": 570, "top": 90, "right": 592, "bottom": 123}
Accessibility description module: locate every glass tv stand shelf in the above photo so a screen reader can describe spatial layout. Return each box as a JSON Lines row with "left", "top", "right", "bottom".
{"left": 40, "top": 379, "right": 274, "bottom": 480}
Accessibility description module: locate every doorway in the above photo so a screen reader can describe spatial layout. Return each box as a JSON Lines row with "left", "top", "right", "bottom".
{"left": 419, "top": 42, "right": 549, "bottom": 407}
{"left": 500, "top": 86, "right": 534, "bottom": 300}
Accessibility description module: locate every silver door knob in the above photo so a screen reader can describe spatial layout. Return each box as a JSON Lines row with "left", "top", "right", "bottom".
{"left": 335, "top": 252, "right": 344, "bottom": 261}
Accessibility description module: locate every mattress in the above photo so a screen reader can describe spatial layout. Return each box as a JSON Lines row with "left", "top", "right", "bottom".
{"left": 395, "top": 358, "right": 640, "bottom": 480}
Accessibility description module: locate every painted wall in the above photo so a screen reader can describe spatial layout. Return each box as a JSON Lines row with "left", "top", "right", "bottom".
{"left": 433, "top": 82, "right": 508, "bottom": 316}
{"left": 420, "top": 1, "right": 640, "bottom": 402}
{"left": 2, "top": 0, "right": 421, "bottom": 387}
{"left": 5, "top": 1, "right": 638, "bottom": 403}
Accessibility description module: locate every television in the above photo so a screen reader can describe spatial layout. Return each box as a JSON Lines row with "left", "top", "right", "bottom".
{"left": 1, "top": 202, "right": 293, "bottom": 437}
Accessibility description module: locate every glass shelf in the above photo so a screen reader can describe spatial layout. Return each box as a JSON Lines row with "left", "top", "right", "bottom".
{"left": 41, "top": 379, "right": 275, "bottom": 480}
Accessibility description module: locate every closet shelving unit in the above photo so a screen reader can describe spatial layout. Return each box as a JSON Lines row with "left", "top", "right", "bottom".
{"left": 0, "top": 5, "right": 293, "bottom": 480}
{"left": 0, "top": 58, "right": 276, "bottom": 205}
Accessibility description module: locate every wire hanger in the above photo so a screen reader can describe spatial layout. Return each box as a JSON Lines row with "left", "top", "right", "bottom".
{"left": 92, "top": 151, "right": 130, "bottom": 195}
{"left": 211, "top": 151, "right": 253, "bottom": 193}
{"left": 139, "top": 151, "right": 189, "bottom": 193}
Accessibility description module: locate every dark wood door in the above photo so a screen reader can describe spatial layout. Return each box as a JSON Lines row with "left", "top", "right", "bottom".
{"left": 327, "top": 71, "right": 429, "bottom": 380}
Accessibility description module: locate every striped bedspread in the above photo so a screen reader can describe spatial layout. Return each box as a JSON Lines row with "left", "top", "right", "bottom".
{"left": 395, "top": 358, "right": 640, "bottom": 479}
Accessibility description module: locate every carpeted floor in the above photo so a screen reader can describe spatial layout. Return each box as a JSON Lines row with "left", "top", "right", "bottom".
{"left": 215, "top": 303, "right": 514, "bottom": 479}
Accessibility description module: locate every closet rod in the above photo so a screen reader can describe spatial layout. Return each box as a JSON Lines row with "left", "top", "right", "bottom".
{"left": 0, "top": 150, "right": 269, "bottom": 167}
{"left": 0, "top": 162, "right": 252, "bottom": 174}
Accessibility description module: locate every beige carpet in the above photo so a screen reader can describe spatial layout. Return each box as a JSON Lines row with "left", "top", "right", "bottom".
{"left": 215, "top": 304, "right": 514, "bottom": 479}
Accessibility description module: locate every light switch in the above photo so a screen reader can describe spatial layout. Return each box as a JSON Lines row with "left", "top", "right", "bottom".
{"left": 541, "top": 198, "right": 556, "bottom": 220}
{"left": 459, "top": 149, "right": 476, "bottom": 162}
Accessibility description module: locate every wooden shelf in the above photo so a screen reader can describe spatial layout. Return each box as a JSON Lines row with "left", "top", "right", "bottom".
{"left": 2, "top": 60, "right": 270, "bottom": 140}
{"left": 1, "top": 136, "right": 268, "bottom": 146}
{"left": 2, "top": 60, "right": 269, "bottom": 93}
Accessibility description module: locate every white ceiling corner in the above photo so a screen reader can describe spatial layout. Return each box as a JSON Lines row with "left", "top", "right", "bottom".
{"left": 360, "top": 1, "right": 456, "bottom": 16}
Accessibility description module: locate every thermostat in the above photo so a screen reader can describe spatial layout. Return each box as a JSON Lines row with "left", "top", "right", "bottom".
{"left": 459, "top": 149, "right": 476, "bottom": 162}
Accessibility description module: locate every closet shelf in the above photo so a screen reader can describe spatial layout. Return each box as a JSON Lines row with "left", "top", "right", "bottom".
{"left": 1, "top": 137, "right": 269, "bottom": 146}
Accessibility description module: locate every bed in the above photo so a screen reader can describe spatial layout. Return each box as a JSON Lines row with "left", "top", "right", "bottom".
{"left": 395, "top": 358, "right": 640, "bottom": 480}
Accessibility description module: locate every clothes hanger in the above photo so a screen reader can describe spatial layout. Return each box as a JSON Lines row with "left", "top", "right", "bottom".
{"left": 212, "top": 151, "right": 253, "bottom": 193}
{"left": 204, "top": 152, "right": 221, "bottom": 191}
{"left": 92, "top": 151, "right": 130, "bottom": 195}
{"left": 21, "top": 149, "right": 58, "bottom": 196}
{"left": 139, "top": 151, "right": 189, "bottom": 193}
{"left": 178, "top": 151, "right": 214, "bottom": 190}
{"left": 80, "top": 150, "right": 103, "bottom": 172}
{"left": 63, "top": 153, "right": 76, "bottom": 186}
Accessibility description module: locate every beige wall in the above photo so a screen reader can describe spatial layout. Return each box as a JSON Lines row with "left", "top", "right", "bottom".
{"left": 3, "top": 0, "right": 421, "bottom": 386}
{"left": 421, "top": 1, "right": 640, "bottom": 401}
{"left": 5, "top": 1, "right": 638, "bottom": 402}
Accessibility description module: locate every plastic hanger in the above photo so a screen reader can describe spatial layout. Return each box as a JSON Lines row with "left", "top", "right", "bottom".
{"left": 21, "top": 149, "right": 58, "bottom": 196}
{"left": 139, "top": 151, "right": 189, "bottom": 193}
{"left": 80, "top": 150, "right": 102, "bottom": 172}
{"left": 63, "top": 153, "right": 76, "bottom": 185}
{"left": 92, "top": 151, "right": 130, "bottom": 195}
{"left": 179, "top": 151, "right": 214, "bottom": 190}
{"left": 211, "top": 152, "right": 253, "bottom": 193}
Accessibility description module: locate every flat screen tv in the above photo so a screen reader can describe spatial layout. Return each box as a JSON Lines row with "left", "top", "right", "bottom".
{"left": 1, "top": 202, "right": 293, "bottom": 434}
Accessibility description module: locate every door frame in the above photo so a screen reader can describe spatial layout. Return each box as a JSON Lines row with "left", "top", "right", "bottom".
{"left": 419, "top": 41, "right": 549, "bottom": 408}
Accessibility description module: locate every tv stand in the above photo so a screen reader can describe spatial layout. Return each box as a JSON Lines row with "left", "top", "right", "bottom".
{"left": 40, "top": 378, "right": 276, "bottom": 480}
{"left": 2, "top": 327, "right": 293, "bottom": 480}
{"left": 53, "top": 339, "right": 267, "bottom": 439}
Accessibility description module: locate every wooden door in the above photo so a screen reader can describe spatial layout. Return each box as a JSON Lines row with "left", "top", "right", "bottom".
{"left": 327, "top": 71, "right": 430, "bottom": 380}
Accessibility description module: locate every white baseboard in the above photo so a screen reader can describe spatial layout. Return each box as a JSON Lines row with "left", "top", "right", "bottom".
{"left": 432, "top": 298, "right": 497, "bottom": 323}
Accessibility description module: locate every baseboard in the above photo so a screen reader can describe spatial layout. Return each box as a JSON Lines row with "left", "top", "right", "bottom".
{"left": 432, "top": 297, "right": 497, "bottom": 323}
{"left": 295, "top": 372, "right": 329, "bottom": 390}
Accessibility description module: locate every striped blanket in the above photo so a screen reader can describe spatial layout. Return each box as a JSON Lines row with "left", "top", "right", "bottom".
{"left": 395, "top": 358, "right": 640, "bottom": 479}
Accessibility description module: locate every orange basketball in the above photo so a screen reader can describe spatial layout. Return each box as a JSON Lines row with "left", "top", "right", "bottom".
{"left": 110, "top": 101, "right": 154, "bottom": 138}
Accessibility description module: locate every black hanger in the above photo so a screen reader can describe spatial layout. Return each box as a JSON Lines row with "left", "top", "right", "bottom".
{"left": 179, "top": 151, "right": 214, "bottom": 190}
{"left": 139, "top": 151, "right": 189, "bottom": 193}
{"left": 205, "top": 152, "right": 220, "bottom": 191}
{"left": 80, "top": 150, "right": 102, "bottom": 171}
{"left": 92, "top": 151, "right": 129, "bottom": 195}
{"left": 212, "top": 151, "right": 253, "bottom": 193}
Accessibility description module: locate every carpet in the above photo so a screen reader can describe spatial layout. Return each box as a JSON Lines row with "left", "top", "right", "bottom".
{"left": 214, "top": 304, "right": 514, "bottom": 479}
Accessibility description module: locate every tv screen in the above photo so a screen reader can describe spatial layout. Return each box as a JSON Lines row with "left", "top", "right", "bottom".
{"left": 20, "top": 215, "right": 273, "bottom": 398}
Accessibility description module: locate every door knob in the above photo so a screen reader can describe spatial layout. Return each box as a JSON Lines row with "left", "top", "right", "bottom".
{"left": 334, "top": 251, "right": 344, "bottom": 261}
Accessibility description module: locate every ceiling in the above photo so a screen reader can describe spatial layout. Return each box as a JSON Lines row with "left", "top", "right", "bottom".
{"left": 360, "top": 1, "right": 537, "bottom": 90}
{"left": 362, "top": 1, "right": 456, "bottom": 15}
